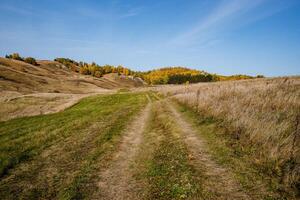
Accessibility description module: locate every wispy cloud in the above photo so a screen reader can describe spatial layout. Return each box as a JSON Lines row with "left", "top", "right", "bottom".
{"left": 169, "top": 0, "right": 273, "bottom": 46}
{"left": 75, "top": 3, "right": 142, "bottom": 20}
{"left": 0, "top": 5, "right": 34, "bottom": 16}
{"left": 119, "top": 7, "right": 143, "bottom": 19}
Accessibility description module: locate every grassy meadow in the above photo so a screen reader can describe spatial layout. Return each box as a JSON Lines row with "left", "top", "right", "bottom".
{"left": 0, "top": 77, "right": 299, "bottom": 199}
{"left": 0, "top": 92, "right": 148, "bottom": 199}
{"left": 1, "top": 0, "right": 299, "bottom": 199}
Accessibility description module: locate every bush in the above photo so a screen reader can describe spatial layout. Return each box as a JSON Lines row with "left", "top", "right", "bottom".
{"left": 54, "top": 58, "right": 78, "bottom": 66}
{"left": 94, "top": 71, "right": 103, "bottom": 78}
{"left": 5, "top": 53, "right": 39, "bottom": 66}
{"left": 6, "top": 53, "right": 23, "bottom": 61}
{"left": 24, "top": 57, "right": 38, "bottom": 66}
{"left": 79, "top": 66, "right": 89, "bottom": 75}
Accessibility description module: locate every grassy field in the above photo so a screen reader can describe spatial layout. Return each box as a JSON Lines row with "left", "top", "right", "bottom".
{"left": 175, "top": 103, "right": 290, "bottom": 199}
{"left": 156, "top": 77, "right": 300, "bottom": 198}
{"left": 0, "top": 92, "right": 148, "bottom": 199}
{"left": 0, "top": 93, "right": 101, "bottom": 121}
{"left": 0, "top": 78, "right": 299, "bottom": 200}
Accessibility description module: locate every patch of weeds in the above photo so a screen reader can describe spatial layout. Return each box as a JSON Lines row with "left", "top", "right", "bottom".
{"left": 174, "top": 101, "right": 295, "bottom": 200}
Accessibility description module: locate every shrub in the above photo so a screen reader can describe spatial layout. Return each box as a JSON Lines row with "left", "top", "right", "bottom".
{"left": 5, "top": 53, "right": 39, "bottom": 66}
{"left": 6, "top": 53, "right": 23, "bottom": 61}
{"left": 54, "top": 58, "right": 78, "bottom": 66}
{"left": 79, "top": 66, "right": 90, "bottom": 75}
{"left": 24, "top": 57, "right": 38, "bottom": 66}
{"left": 94, "top": 71, "right": 103, "bottom": 78}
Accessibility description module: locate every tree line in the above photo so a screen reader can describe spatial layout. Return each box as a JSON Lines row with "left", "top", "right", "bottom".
{"left": 136, "top": 67, "right": 217, "bottom": 84}
{"left": 5, "top": 53, "right": 38, "bottom": 66}
{"left": 4, "top": 53, "right": 264, "bottom": 84}
{"left": 54, "top": 58, "right": 134, "bottom": 78}
{"left": 135, "top": 67, "right": 264, "bottom": 84}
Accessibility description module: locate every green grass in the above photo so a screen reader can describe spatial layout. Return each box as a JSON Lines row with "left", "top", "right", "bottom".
{"left": 174, "top": 101, "right": 293, "bottom": 200}
{"left": 0, "top": 92, "right": 148, "bottom": 199}
{"left": 117, "top": 88, "right": 131, "bottom": 93}
{"left": 141, "top": 103, "right": 201, "bottom": 199}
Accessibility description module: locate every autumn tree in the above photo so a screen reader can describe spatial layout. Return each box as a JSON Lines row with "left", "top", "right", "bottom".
{"left": 94, "top": 71, "right": 102, "bottom": 78}
{"left": 6, "top": 53, "right": 23, "bottom": 61}
{"left": 80, "top": 66, "right": 89, "bottom": 75}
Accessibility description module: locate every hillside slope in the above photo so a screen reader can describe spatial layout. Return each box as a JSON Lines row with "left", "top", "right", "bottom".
{"left": 0, "top": 57, "right": 142, "bottom": 95}
{"left": 0, "top": 57, "right": 144, "bottom": 121}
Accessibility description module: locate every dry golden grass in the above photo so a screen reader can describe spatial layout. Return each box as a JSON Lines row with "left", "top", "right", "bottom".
{"left": 156, "top": 77, "right": 300, "bottom": 194}
{"left": 0, "top": 57, "right": 142, "bottom": 94}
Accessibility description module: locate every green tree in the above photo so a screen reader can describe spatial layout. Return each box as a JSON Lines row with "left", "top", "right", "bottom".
{"left": 256, "top": 75, "right": 265, "bottom": 78}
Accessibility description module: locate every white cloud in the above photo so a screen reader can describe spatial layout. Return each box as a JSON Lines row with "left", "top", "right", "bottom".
{"left": 169, "top": 0, "right": 271, "bottom": 46}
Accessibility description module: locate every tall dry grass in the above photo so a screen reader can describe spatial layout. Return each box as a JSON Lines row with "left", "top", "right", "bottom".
{"left": 157, "top": 77, "right": 300, "bottom": 194}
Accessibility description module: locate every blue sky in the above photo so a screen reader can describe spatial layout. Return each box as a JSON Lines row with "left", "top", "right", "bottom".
{"left": 0, "top": 0, "right": 299, "bottom": 76}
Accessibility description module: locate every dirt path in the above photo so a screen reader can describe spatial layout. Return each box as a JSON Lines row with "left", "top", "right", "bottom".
{"left": 95, "top": 97, "right": 152, "bottom": 200}
{"left": 0, "top": 93, "right": 148, "bottom": 199}
{"left": 0, "top": 92, "right": 269, "bottom": 199}
{"left": 95, "top": 98, "right": 251, "bottom": 200}
{"left": 166, "top": 101, "right": 251, "bottom": 200}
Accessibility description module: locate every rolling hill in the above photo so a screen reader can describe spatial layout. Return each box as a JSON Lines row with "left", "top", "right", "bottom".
{"left": 0, "top": 57, "right": 144, "bottom": 95}
{"left": 0, "top": 57, "right": 145, "bottom": 121}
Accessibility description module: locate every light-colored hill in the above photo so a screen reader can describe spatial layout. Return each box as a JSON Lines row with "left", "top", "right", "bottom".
{"left": 0, "top": 57, "right": 143, "bottom": 95}
{"left": 0, "top": 57, "right": 144, "bottom": 120}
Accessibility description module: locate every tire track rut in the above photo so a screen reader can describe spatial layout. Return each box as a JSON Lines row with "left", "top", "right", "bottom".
{"left": 95, "top": 97, "right": 152, "bottom": 200}
{"left": 166, "top": 101, "right": 251, "bottom": 200}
